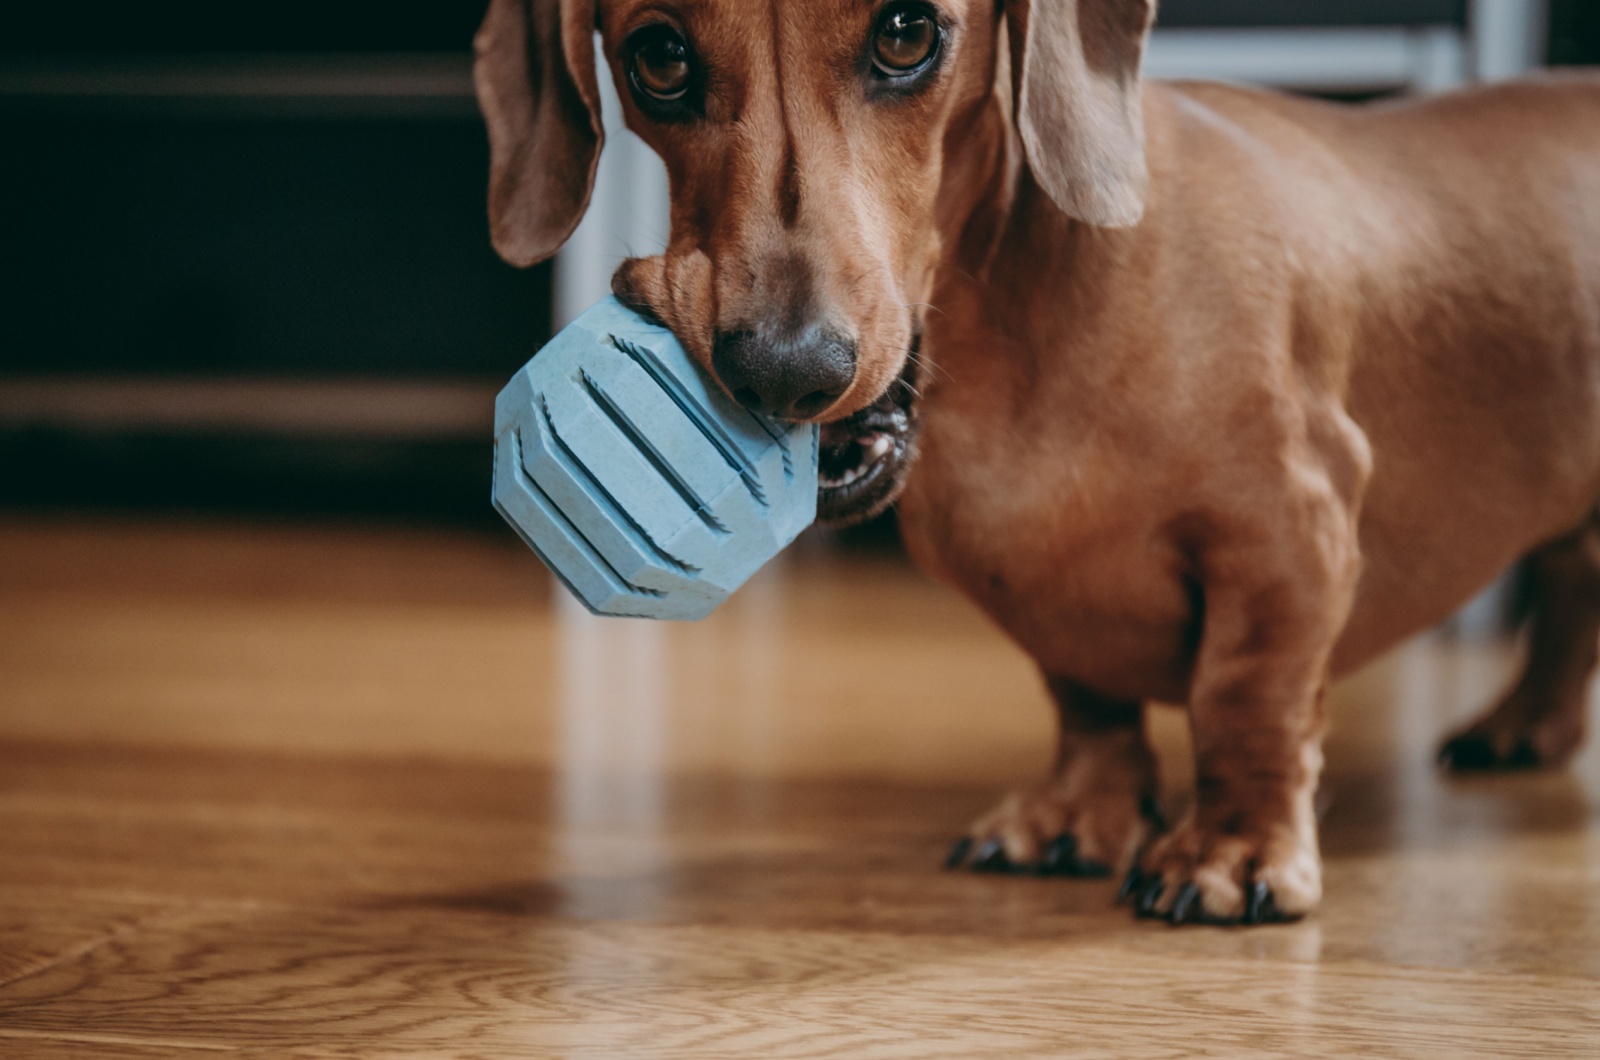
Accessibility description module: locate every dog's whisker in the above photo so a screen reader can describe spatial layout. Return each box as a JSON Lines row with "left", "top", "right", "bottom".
{"left": 906, "top": 350, "right": 949, "bottom": 386}
{"left": 857, "top": 338, "right": 941, "bottom": 388}
{"left": 886, "top": 344, "right": 947, "bottom": 388}
{"left": 858, "top": 345, "right": 933, "bottom": 394}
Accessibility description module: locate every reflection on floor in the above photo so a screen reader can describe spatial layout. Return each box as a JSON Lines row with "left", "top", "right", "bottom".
{"left": 0, "top": 517, "right": 1597, "bottom": 1056}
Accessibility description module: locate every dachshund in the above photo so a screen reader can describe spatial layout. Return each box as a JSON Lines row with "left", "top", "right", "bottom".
{"left": 474, "top": 0, "right": 1600, "bottom": 924}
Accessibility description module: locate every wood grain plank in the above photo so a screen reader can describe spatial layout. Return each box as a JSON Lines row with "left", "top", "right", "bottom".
{"left": 0, "top": 520, "right": 1055, "bottom": 784}
{"left": 0, "top": 907, "right": 1596, "bottom": 1059}
{"left": 0, "top": 891, "right": 165, "bottom": 990}
{"left": 1, "top": 517, "right": 1598, "bottom": 1056}
{"left": 0, "top": 1032, "right": 237, "bottom": 1056}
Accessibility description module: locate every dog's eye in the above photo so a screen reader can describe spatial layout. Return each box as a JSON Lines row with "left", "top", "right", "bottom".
{"left": 631, "top": 26, "right": 693, "bottom": 102}
{"left": 873, "top": 6, "right": 939, "bottom": 75}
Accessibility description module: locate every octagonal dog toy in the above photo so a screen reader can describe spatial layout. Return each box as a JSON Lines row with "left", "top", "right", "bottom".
{"left": 493, "top": 297, "right": 820, "bottom": 620}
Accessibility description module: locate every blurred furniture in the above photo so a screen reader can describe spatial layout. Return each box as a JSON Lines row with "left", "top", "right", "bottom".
{"left": 1148, "top": 1, "right": 1545, "bottom": 94}
{"left": 0, "top": 0, "right": 1579, "bottom": 523}
{"left": 0, "top": 4, "right": 536, "bottom": 517}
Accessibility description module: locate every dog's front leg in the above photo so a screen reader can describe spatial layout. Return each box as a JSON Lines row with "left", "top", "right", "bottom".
{"left": 948, "top": 680, "right": 1159, "bottom": 876}
{"left": 1127, "top": 505, "right": 1362, "bottom": 925}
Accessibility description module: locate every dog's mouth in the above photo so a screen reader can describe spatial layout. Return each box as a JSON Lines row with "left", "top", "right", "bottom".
{"left": 816, "top": 350, "right": 922, "bottom": 527}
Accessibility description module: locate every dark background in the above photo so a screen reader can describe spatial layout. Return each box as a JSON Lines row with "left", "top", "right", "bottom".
{"left": 0, "top": 2, "right": 487, "bottom": 53}
{"left": 1550, "top": 0, "right": 1600, "bottom": 66}
{"left": 2, "top": 1, "right": 1597, "bottom": 525}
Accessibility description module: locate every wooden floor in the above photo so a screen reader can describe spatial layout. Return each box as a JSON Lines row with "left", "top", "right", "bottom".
{"left": 1, "top": 516, "right": 1598, "bottom": 1057}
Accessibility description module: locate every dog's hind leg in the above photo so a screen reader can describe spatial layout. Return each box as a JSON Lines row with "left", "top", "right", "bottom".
{"left": 1439, "top": 514, "right": 1600, "bottom": 771}
{"left": 945, "top": 677, "right": 1159, "bottom": 877}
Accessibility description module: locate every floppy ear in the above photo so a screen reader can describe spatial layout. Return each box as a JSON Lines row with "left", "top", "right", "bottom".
{"left": 1004, "top": 0, "right": 1154, "bottom": 227}
{"left": 473, "top": 0, "right": 604, "bottom": 266}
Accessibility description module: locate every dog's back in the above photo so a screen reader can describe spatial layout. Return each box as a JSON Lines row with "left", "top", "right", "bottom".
{"left": 1143, "top": 75, "right": 1600, "bottom": 668}
{"left": 1346, "top": 76, "right": 1600, "bottom": 662}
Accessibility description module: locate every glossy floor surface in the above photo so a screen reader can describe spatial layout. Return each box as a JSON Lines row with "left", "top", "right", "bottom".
{"left": 1, "top": 517, "right": 1598, "bottom": 1057}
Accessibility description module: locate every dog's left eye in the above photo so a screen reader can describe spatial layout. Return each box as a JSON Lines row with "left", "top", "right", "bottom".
{"left": 630, "top": 26, "right": 693, "bottom": 102}
{"left": 873, "top": 6, "right": 939, "bottom": 76}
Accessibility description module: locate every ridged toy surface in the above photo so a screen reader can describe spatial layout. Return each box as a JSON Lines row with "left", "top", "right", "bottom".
{"left": 493, "top": 298, "right": 820, "bottom": 620}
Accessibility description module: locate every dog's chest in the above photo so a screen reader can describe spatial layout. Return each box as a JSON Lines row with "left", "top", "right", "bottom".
{"left": 897, "top": 398, "right": 1199, "bottom": 702}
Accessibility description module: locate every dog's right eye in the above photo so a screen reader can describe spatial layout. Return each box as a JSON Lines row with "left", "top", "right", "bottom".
{"left": 629, "top": 26, "right": 693, "bottom": 104}
{"left": 865, "top": 2, "right": 945, "bottom": 97}
{"left": 873, "top": 7, "right": 938, "bottom": 74}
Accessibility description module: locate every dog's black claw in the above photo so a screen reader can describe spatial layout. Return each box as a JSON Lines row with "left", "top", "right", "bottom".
{"left": 1036, "top": 834, "right": 1115, "bottom": 878}
{"left": 1440, "top": 732, "right": 1544, "bottom": 772}
{"left": 1167, "top": 883, "right": 1201, "bottom": 925}
{"left": 1135, "top": 879, "right": 1165, "bottom": 918}
{"left": 1117, "top": 867, "right": 1143, "bottom": 903}
{"left": 1038, "top": 834, "right": 1077, "bottom": 876}
{"left": 1072, "top": 857, "right": 1114, "bottom": 879}
{"left": 1138, "top": 791, "right": 1167, "bottom": 831}
{"left": 1243, "top": 880, "right": 1272, "bottom": 925}
{"left": 1506, "top": 740, "right": 1540, "bottom": 768}
{"left": 971, "top": 838, "right": 1011, "bottom": 873}
{"left": 944, "top": 836, "right": 973, "bottom": 870}
{"left": 1439, "top": 734, "right": 1496, "bottom": 771}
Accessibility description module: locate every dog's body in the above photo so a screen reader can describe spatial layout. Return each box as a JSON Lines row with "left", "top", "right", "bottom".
{"left": 475, "top": 0, "right": 1600, "bottom": 924}
{"left": 908, "top": 75, "right": 1600, "bottom": 698}
{"left": 904, "top": 75, "right": 1600, "bottom": 918}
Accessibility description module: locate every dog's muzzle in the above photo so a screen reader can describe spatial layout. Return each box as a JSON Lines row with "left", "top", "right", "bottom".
{"left": 816, "top": 352, "right": 923, "bottom": 526}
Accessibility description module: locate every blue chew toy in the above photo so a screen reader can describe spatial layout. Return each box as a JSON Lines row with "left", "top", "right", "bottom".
{"left": 493, "top": 297, "right": 820, "bottom": 620}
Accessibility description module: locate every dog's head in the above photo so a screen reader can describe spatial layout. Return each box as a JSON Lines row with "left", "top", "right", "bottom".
{"left": 475, "top": 0, "right": 1152, "bottom": 523}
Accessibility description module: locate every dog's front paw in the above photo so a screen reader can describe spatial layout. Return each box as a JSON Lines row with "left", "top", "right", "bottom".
{"left": 1121, "top": 811, "right": 1320, "bottom": 926}
{"left": 945, "top": 783, "right": 1157, "bottom": 878}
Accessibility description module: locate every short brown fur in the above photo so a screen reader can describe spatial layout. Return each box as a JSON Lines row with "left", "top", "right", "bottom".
{"left": 476, "top": 0, "right": 1600, "bottom": 922}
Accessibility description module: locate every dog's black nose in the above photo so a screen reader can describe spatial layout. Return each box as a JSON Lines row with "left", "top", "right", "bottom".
{"left": 711, "top": 328, "right": 856, "bottom": 420}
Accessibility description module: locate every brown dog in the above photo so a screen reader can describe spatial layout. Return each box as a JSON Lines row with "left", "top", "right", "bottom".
{"left": 475, "top": 0, "right": 1600, "bottom": 924}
